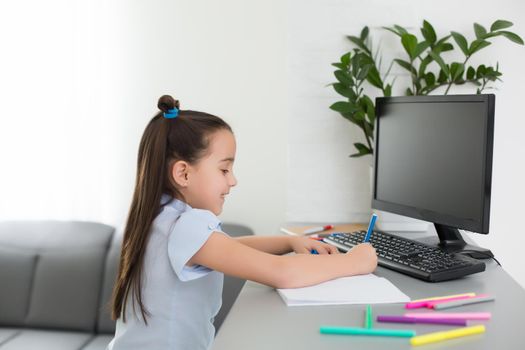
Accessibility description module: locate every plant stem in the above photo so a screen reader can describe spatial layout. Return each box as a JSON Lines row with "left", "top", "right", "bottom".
{"left": 444, "top": 56, "right": 470, "bottom": 95}
{"left": 362, "top": 121, "right": 373, "bottom": 152}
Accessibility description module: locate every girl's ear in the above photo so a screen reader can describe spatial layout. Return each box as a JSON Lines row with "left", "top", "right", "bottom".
{"left": 171, "top": 160, "right": 190, "bottom": 187}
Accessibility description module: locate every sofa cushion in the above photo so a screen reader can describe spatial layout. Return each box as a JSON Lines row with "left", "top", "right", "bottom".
{"left": 0, "top": 329, "right": 20, "bottom": 346}
{"left": 0, "top": 329, "right": 92, "bottom": 350}
{"left": 79, "top": 335, "right": 113, "bottom": 350}
{"left": 0, "top": 248, "right": 36, "bottom": 326}
{"left": 25, "top": 248, "right": 108, "bottom": 332}
{"left": 0, "top": 221, "right": 114, "bottom": 333}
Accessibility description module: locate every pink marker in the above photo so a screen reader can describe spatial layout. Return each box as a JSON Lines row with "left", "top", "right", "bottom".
{"left": 406, "top": 294, "right": 477, "bottom": 309}
{"left": 405, "top": 312, "right": 492, "bottom": 320}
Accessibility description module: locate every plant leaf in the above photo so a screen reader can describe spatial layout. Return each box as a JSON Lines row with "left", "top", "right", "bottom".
{"left": 347, "top": 35, "right": 371, "bottom": 54}
{"left": 333, "top": 83, "right": 356, "bottom": 99}
{"left": 401, "top": 33, "right": 418, "bottom": 59}
{"left": 421, "top": 20, "right": 437, "bottom": 44}
{"left": 363, "top": 121, "right": 374, "bottom": 139}
{"left": 476, "top": 64, "right": 487, "bottom": 79}
{"left": 330, "top": 101, "right": 357, "bottom": 114}
{"left": 332, "top": 62, "right": 346, "bottom": 69}
{"left": 354, "top": 111, "right": 366, "bottom": 121}
{"left": 356, "top": 65, "right": 371, "bottom": 80}
{"left": 469, "top": 39, "right": 491, "bottom": 55}
{"left": 360, "top": 95, "right": 376, "bottom": 123}
{"left": 334, "top": 70, "right": 354, "bottom": 86}
{"left": 366, "top": 66, "right": 384, "bottom": 89}
{"left": 490, "top": 19, "right": 513, "bottom": 32}
{"left": 450, "top": 62, "right": 465, "bottom": 81}
{"left": 429, "top": 50, "right": 449, "bottom": 75}
{"left": 394, "top": 58, "right": 417, "bottom": 76}
{"left": 466, "top": 66, "right": 476, "bottom": 80}
{"left": 351, "top": 143, "right": 372, "bottom": 157}
{"left": 418, "top": 55, "right": 433, "bottom": 76}
{"left": 438, "top": 69, "right": 448, "bottom": 83}
{"left": 414, "top": 41, "right": 430, "bottom": 58}
{"left": 384, "top": 84, "right": 392, "bottom": 97}
{"left": 383, "top": 26, "right": 403, "bottom": 37}
{"left": 360, "top": 26, "right": 370, "bottom": 41}
{"left": 354, "top": 142, "right": 370, "bottom": 152}
{"left": 394, "top": 25, "right": 408, "bottom": 35}
{"left": 435, "top": 35, "right": 451, "bottom": 47}
{"left": 474, "top": 23, "right": 487, "bottom": 39}
{"left": 424, "top": 72, "right": 436, "bottom": 87}
{"left": 340, "top": 52, "right": 351, "bottom": 66}
{"left": 499, "top": 31, "right": 524, "bottom": 45}
{"left": 451, "top": 31, "right": 469, "bottom": 56}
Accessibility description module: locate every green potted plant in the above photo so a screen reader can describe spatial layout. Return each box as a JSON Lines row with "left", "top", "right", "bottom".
{"left": 330, "top": 19, "right": 523, "bottom": 158}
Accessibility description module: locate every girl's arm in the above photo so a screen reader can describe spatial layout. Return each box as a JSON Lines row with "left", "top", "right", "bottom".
{"left": 188, "top": 232, "right": 377, "bottom": 289}
{"left": 235, "top": 235, "right": 340, "bottom": 255}
{"left": 234, "top": 235, "right": 293, "bottom": 255}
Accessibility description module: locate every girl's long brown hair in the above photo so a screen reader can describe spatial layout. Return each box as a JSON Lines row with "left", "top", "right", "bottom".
{"left": 110, "top": 95, "right": 232, "bottom": 324}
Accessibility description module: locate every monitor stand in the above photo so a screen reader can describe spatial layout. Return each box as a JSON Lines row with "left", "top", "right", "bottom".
{"left": 435, "top": 223, "right": 494, "bottom": 259}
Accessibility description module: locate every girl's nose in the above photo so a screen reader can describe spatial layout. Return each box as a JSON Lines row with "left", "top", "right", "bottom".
{"left": 230, "top": 174, "right": 238, "bottom": 187}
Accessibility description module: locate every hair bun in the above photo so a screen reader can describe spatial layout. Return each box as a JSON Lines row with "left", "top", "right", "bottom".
{"left": 158, "top": 95, "right": 180, "bottom": 113}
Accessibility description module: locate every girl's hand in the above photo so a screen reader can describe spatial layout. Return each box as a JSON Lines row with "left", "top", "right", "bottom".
{"left": 289, "top": 236, "right": 340, "bottom": 255}
{"left": 346, "top": 243, "right": 378, "bottom": 274}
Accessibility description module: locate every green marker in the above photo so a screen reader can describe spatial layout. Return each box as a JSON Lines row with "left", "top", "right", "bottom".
{"left": 365, "top": 305, "right": 372, "bottom": 329}
{"left": 320, "top": 326, "right": 416, "bottom": 337}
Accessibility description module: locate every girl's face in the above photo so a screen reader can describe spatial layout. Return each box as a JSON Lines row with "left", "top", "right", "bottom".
{"left": 179, "top": 129, "right": 237, "bottom": 215}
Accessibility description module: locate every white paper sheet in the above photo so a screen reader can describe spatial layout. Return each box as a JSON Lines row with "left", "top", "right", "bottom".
{"left": 276, "top": 274, "right": 410, "bottom": 306}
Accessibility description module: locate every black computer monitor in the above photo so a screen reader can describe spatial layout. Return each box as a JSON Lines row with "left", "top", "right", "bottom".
{"left": 372, "top": 94, "right": 495, "bottom": 259}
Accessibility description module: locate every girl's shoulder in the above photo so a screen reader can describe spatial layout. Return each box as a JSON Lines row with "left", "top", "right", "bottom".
{"left": 158, "top": 194, "right": 222, "bottom": 235}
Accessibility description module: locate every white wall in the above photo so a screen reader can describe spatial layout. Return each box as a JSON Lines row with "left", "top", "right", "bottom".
{"left": 1, "top": 0, "right": 524, "bottom": 287}
{"left": 0, "top": 0, "right": 288, "bottom": 236}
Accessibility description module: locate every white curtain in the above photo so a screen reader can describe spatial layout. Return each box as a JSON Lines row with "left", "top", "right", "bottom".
{"left": 0, "top": 0, "right": 131, "bottom": 229}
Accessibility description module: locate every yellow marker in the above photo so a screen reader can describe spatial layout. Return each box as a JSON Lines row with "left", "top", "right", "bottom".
{"left": 410, "top": 325, "right": 486, "bottom": 346}
{"left": 411, "top": 293, "right": 475, "bottom": 303}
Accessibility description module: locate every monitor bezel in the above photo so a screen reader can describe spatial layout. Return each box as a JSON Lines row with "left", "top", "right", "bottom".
{"left": 372, "top": 94, "right": 495, "bottom": 234}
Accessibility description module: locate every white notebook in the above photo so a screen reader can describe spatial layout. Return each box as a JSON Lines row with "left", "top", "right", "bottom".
{"left": 276, "top": 274, "right": 410, "bottom": 306}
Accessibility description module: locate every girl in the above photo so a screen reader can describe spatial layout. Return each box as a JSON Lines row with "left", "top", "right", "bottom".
{"left": 107, "top": 95, "right": 377, "bottom": 350}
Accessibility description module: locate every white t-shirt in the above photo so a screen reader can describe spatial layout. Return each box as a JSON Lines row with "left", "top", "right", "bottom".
{"left": 107, "top": 194, "right": 225, "bottom": 350}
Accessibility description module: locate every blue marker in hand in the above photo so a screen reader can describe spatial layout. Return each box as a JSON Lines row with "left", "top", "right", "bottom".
{"left": 363, "top": 213, "right": 378, "bottom": 243}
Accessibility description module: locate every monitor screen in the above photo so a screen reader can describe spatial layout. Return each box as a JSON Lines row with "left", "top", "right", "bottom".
{"left": 372, "top": 94, "right": 495, "bottom": 234}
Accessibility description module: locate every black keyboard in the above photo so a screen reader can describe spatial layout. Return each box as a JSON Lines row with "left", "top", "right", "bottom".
{"left": 323, "top": 230, "right": 486, "bottom": 282}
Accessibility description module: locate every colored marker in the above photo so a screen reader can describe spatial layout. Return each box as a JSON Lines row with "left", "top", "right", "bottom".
{"left": 433, "top": 295, "right": 495, "bottom": 310}
{"left": 411, "top": 293, "right": 476, "bottom": 303}
{"left": 365, "top": 305, "right": 372, "bottom": 329}
{"left": 405, "top": 312, "right": 491, "bottom": 320}
{"left": 410, "top": 325, "right": 486, "bottom": 346}
{"left": 377, "top": 315, "right": 466, "bottom": 326}
{"left": 303, "top": 225, "right": 334, "bottom": 235}
{"left": 407, "top": 294, "right": 479, "bottom": 309}
{"left": 363, "top": 214, "right": 377, "bottom": 242}
{"left": 320, "top": 326, "right": 415, "bottom": 337}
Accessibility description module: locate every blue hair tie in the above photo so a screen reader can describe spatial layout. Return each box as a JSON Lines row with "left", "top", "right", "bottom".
{"left": 163, "top": 108, "right": 179, "bottom": 119}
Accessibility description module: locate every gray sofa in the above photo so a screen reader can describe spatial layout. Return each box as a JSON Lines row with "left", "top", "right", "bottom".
{"left": 0, "top": 220, "right": 252, "bottom": 349}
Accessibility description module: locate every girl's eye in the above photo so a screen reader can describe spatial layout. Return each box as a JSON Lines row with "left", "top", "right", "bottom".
{"left": 221, "top": 169, "right": 229, "bottom": 174}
